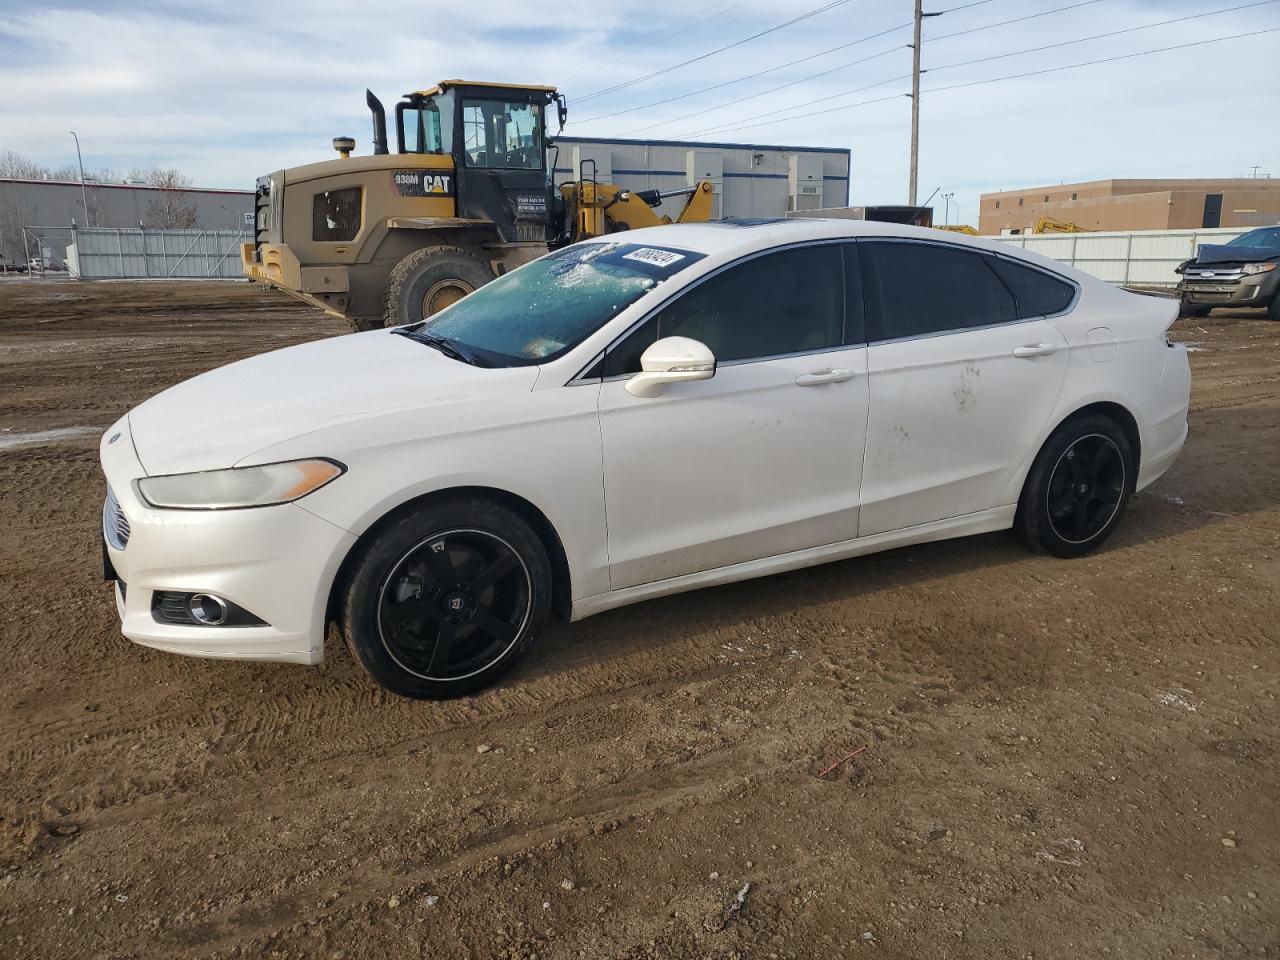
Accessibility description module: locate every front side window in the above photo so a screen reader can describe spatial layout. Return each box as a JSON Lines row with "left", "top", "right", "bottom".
{"left": 461, "top": 98, "right": 543, "bottom": 170}
{"left": 862, "top": 242, "right": 1015, "bottom": 341}
{"left": 603, "top": 245, "right": 844, "bottom": 376}
{"left": 422, "top": 242, "right": 702, "bottom": 366}
{"left": 402, "top": 103, "right": 444, "bottom": 154}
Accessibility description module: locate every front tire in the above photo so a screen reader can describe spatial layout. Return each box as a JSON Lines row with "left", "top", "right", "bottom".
{"left": 382, "top": 246, "right": 494, "bottom": 329}
{"left": 1016, "top": 414, "right": 1135, "bottom": 558}
{"left": 340, "top": 497, "right": 552, "bottom": 699}
{"left": 1179, "top": 298, "right": 1211, "bottom": 318}
{"left": 1268, "top": 294, "right": 1280, "bottom": 322}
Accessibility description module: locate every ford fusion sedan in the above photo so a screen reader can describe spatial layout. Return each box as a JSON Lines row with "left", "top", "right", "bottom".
{"left": 100, "top": 219, "right": 1191, "bottom": 699}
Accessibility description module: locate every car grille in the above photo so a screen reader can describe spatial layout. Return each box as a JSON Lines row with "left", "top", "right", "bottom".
{"left": 103, "top": 486, "right": 131, "bottom": 550}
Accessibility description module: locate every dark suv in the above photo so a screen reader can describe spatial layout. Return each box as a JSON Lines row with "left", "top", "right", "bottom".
{"left": 1176, "top": 225, "right": 1280, "bottom": 320}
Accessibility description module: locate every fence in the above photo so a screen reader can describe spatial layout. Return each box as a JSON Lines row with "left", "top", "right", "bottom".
{"left": 60, "top": 227, "right": 251, "bottom": 279}
{"left": 994, "top": 226, "right": 1247, "bottom": 287}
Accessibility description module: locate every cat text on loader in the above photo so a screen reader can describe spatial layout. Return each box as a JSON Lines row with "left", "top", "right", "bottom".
{"left": 242, "top": 80, "right": 715, "bottom": 330}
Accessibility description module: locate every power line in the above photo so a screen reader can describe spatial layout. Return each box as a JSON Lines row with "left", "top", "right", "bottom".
{"left": 678, "top": 0, "right": 1277, "bottom": 138}
{"left": 929, "top": 0, "right": 1278, "bottom": 73}
{"left": 672, "top": 27, "right": 1279, "bottom": 139}
{"left": 928, "top": 0, "right": 1102, "bottom": 42}
{"left": 577, "top": 21, "right": 911, "bottom": 126}
{"left": 573, "top": 0, "right": 859, "bottom": 105}
{"left": 559, "top": 0, "right": 750, "bottom": 87}
{"left": 617, "top": 44, "right": 906, "bottom": 135}
{"left": 581, "top": 0, "right": 1099, "bottom": 134}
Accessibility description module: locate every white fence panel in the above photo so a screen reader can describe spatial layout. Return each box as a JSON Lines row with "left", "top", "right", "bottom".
{"left": 995, "top": 226, "right": 1248, "bottom": 287}
{"left": 65, "top": 227, "right": 250, "bottom": 279}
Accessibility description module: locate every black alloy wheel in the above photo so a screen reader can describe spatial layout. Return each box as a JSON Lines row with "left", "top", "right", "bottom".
{"left": 1044, "top": 434, "right": 1126, "bottom": 545}
{"left": 377, "top": 529, "right": 530, "bottom": 681}
{"left": 1016, "top": 414, "right": 1135, "bottom": 558}
{"left": 341, "top": 498, "right": 552, "bottom": 699}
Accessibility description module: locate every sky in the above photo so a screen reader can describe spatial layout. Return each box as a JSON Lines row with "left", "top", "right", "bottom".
{"left": 1, "top": 0, "right": 1276, "bottom": 226}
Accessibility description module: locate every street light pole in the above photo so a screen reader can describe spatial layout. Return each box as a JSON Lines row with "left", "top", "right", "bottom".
{"left": 70, "top": 131, "right": 91, "bottom": 228}
{"left": 942, "top": 191, "right": 954, "bottom": 226}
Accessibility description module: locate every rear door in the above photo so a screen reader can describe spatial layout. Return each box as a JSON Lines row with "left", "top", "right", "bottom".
{"left": 595, "top": 242, "right": 871, "bottom": 590}
{"left": 857, "top": 240, "right": 1074, "bottom": 537}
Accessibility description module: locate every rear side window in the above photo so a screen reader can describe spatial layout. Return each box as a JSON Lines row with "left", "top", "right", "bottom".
{"left": 312, "top": 188, "right": 361, "bottom": 242}
{"left": 603, "top": 244, "right": 844, "bottom": 375}
{"left": 861, "top": 241, "right": 1015, "bottom": 341}
{"left": 987, "top": 256, "right": 1075, "bottom": 318}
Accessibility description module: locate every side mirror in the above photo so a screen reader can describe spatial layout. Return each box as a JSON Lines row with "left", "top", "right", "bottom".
{"left": 625, "top": 336, "right": 716, "bottom": 398}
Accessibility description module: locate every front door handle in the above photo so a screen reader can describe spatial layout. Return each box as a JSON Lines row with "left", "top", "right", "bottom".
{"left": 796, "top": 368, "right": 856, "bottom": 386}
{"left": 1012, "top": 343, "right": 1059, "bottom": 359}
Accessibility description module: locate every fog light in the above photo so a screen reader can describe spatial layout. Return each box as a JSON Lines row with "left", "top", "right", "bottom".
{"left": 151, "top": 591, "right": 268, "bottom": 627}
{"left": 188, "top": 594, "right": 229, "bottom": 625}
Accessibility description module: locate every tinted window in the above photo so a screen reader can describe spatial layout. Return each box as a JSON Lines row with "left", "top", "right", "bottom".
{"left": 862, "top": 242, "right": 1015, "bottom": 340}
{"left": 603, "top": 245, "right": 843, "bottom": 375}
{"left": 986, "top": 256, "right": 1074, "bottom": 317}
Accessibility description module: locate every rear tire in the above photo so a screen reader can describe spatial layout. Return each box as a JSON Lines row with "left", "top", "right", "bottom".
{"left": 1016, "top": 414, "right": 1135, "bottom": 558}
{"left": 340, "top": 497, "right": 552, "bottom": 699}
{"left": 383, "top": 246, "right": 494, "bottom": 329}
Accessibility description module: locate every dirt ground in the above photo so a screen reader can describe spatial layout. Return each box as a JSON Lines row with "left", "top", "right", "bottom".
{"left": 1, "top": 279, "right": 1276, "bottom": 960}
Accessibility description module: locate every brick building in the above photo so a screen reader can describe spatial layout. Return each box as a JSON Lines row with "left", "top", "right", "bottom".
{"left": 979, "top": 178, "right": 1280, "bottom": 235}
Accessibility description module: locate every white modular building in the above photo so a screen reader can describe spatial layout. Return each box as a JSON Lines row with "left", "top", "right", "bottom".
{"left": 551, "top": 136, "right": 850, "bottom": 221}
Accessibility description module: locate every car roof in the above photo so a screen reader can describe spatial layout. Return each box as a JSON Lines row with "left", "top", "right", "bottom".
{"left": 600, "top": 217, "right": 1089, "bottom": 281}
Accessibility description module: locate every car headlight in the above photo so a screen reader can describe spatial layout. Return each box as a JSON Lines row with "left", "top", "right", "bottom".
{"left": 1242, "top": 262, "right": 1277, "bottom": 275}
{"left": 136, "top": 458, "right": 345, "bottom": 510}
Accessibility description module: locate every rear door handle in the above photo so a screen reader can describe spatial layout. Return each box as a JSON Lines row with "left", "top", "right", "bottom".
{"left": 1012, "top": 343, "right": 1059, "bottom": 359}
{"left": 796, "top": 368, "right": 856, "bottom": 386}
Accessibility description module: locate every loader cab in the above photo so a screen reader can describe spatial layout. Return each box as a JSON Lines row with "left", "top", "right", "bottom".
{"left": 394, "top": 81, "right": 564, "bottom": 243}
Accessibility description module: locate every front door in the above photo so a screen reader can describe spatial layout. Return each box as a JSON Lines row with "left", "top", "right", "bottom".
{"left": 856, "top": 240, "right": 1074, "bottom": 537}
{"left": 595, "top": 243, "right": 871, "bottom": 590}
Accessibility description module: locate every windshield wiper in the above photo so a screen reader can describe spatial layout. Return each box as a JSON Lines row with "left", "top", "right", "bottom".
{"left": 391, "top": 327, "right": 489, "bottom": 366}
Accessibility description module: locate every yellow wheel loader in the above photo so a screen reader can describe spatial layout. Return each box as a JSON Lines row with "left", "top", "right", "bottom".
{"left": 242, "top": 80, "right": 714, "bottom": 330}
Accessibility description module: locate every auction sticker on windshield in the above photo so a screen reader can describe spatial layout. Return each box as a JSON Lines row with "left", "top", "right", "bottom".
{"left": 578, "top": 242, "right": 705, "bottom": 280}
{"left": 623, "top": 247, "right": 686, "bottom": 269}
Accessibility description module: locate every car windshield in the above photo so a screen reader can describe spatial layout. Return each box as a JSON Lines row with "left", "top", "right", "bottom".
{"left": 414, "top": 242, "right": 704, "bottom": 366}
{"left": 1226, "top": 226, "right": 1280, "bottom": 249}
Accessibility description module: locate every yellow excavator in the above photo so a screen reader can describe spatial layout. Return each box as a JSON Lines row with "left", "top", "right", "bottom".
{"left": 1033, "top": 216, "right": 1089, "bottom": 234}
{"left": 242, "top": 80, "right": 714, "bottom": 330}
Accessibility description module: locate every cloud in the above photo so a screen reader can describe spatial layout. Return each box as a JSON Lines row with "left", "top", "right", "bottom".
{"left": 0, "top": 0, "right": 1276, "bottom": 225}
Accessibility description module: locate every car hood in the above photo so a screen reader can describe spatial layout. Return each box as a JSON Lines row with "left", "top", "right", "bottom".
{"left": 1192, "top": 243, "right": 1280, "bottom": 266}
{"left": 128, "top": 330, "right": 540, "bottom": 475}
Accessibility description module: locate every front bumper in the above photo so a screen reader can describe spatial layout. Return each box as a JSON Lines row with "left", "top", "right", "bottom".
{"left": 100, "top": 420, "right": 357, "bottom": 665}
{"left": 241, "top": 242, "right": 351, "bottom": 319}
{"left": 1176, "top": 272, "right": 1276, "bottom": 307}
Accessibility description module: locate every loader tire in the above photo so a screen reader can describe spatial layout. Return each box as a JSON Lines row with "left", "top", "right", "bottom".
{"left": 383, "top": 246, "right": 494, "bottom": 328}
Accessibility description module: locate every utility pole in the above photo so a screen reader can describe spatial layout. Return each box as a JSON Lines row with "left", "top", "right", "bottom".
{"left": 70, "top": 131, "right": 91, "bottom": 228}
{"left": 908, "top": 0, "right": 942, "bottom": 206}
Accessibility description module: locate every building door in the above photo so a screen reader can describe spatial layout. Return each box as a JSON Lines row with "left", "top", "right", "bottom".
{"left": 1202, "top": 194, "right": 1223, "bottom": 228}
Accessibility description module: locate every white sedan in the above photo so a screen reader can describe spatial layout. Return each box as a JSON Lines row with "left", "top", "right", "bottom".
{"left": 100, "top": 219, "right": 1190, "bottom": 699}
